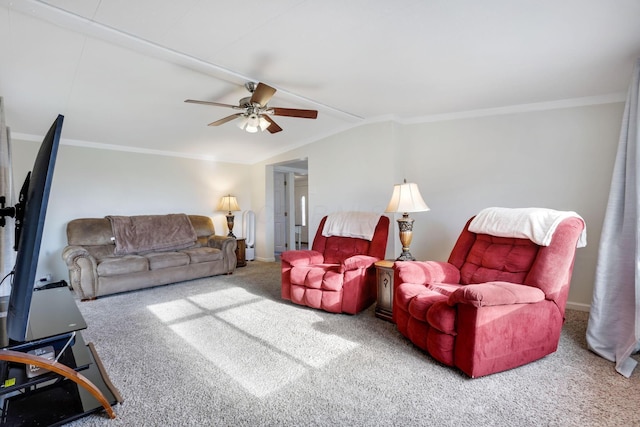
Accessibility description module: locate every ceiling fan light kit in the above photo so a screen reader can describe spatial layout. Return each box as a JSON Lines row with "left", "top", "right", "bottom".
{"left": 185, "top": 82, "right": 318, "bottom": 134}
{"left": 236, "top": 113, "right": 270, "bottom": 133}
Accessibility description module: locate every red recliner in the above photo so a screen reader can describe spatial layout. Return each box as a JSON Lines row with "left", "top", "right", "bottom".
{"left": 281, "top": 214, "right": 389, "bottom": 314}
{"left": 393, "top": 209, "right": 585, "bottom": 378}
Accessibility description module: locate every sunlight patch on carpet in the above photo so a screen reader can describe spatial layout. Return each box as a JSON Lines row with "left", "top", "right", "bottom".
{"left": 170, "top": 316, "right": 305, "bottom": 398}
{"left": 217, "top": 298, "right": 359, "bottom": 369}
{"left": 146, "top": 298, "right": 203, "bottom": 322}
{"left": 146, "top": 286, "right": 360, "bottom": 398}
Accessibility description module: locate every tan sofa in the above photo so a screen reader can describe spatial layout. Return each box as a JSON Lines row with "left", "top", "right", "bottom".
{"left": 62, "top": 214, "right": 237, "bottom": 300}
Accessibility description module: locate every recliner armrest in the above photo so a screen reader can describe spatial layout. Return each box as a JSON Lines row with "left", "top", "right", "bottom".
{"left": 281, "top": 250, "right": 324, "bottom": 266}
{"left": 341, "top": 255, "right": 379, "bottom": 272}
{"left": 394, "top": 261, "right": 461, "bottom": 285}
{"left": 448, "top": 281, "right": 546, "bottom": 308}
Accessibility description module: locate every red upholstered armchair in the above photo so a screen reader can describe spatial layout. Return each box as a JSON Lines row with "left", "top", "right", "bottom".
{"left": 393, "top": 207, "right": 586, "bottom": 378}
{"left": 281, "top": 213, "right": 389, "bottom": 314}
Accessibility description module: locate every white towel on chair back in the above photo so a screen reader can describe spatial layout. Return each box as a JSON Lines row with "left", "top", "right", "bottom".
{"left": 469, "top": 207, "right": 586, "bottom": 247}
{"left": 322, "top": 211, "right": 381, "bottom": 241}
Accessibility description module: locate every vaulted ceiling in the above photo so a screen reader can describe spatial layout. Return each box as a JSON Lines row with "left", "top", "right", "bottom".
{"left": 1, "top": 0, "right": 639, "bottom": 164}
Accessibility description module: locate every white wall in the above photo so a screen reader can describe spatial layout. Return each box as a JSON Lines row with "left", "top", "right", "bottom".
{"left": 253, "top": 121, "right": 399, "bottom": 262}
{"left": 10, "top": 142, "right": 251, "bottom": 283}
{"left": 401, "top": 103, "right": 623, "bottom": 309}
{"left": 256, "top": 102, "right": 624, "bottom": 310}
{"left": 8, "top": 100, "right": 624, "bottom": 310}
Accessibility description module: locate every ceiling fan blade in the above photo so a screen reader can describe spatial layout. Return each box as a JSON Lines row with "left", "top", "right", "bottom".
{"left": 208, "top": 113, "right": 242, "bottom": 126}
{"left": 263, "top": 115, "right": 283, "bottom": 134}
{"left": 250, "top": 83, "right": 277, "bottom": 107}
{"left": 271, "top": 107, "right": 318, "bottom": 119}
{"left": 185, "top": 99, "right": 239, "bottom": 109}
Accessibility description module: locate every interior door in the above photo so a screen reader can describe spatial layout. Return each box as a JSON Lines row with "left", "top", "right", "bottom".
{"left": 274, "top": 172, "right": 287, "bottom": 253}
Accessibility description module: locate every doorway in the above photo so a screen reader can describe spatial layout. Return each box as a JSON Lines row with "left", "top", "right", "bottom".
{"left": 273, "top": 159, "right": 308, "bottom": 257}
{"left": 273, "top": 171, "right": 287, "bottom": 254}
{"left": 293, "top": 174, "right": 309, "bottom": 250}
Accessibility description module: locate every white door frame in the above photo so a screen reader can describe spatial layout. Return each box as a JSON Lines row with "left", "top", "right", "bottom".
{"left": 271, "top": 160, "right": 308, "bottom": 257}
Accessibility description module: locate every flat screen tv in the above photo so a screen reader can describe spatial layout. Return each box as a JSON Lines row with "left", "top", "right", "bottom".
{"left": 6, "top": 114, "right": 63, "bottom": 342}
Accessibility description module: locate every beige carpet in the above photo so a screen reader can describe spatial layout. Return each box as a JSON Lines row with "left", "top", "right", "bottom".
{"left": 69, "top": 261, "right": 639, "bottom": 426}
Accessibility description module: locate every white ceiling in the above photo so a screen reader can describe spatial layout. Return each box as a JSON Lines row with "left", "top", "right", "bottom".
{"left": 1, "top": 0, "right": 639, "bottom": 164}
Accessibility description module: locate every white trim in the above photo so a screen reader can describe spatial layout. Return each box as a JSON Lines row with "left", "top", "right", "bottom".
{"left": 11, "top": 132, "right": 230, "bottom": 162}
{"left": 12, "top": 89, "right": 626, "bottom": 164}
{"left": 566, "top": 301, "right": 590, "bottom": 312}
{"left": 397, "top": 93, "right": 626, "bottom": 125}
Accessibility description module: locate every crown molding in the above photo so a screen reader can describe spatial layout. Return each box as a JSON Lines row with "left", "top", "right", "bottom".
{"left": 397, "top": 92, "right": 627, "bottom": 125}
{"left": 9, "top": 132, "right": 243, "bottom": 163}
{"left": 12, "top": 91, "right": 625, "bottom": 165}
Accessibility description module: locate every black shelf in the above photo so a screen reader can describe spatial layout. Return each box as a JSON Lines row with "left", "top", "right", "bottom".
{"left": 0, "top": 288, "right": 119, "bottom": 426}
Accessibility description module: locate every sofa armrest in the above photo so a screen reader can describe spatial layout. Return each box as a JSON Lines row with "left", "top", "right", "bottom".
{"left": 281, "top": 250, "right": 324, "bottom": 266}
{"left": 207, "top": 235, "right": 233, "bottom": 250}
{"left": 207, "top": 235, "right": 237, "bottom": 272}
{"left": 341, "top": 255, "right": 379, "bottom": 272}
{"left": 448, "top": 281, "right": 546, "bottom": 308}
{"left": 61, "top": 245, "right": 99, "bottom": 300}
{"left": 394, "top": 260, "right": 461, "bottom": 286}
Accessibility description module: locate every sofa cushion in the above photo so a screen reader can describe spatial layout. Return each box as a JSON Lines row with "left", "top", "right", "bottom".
{"left": 180, "top": 247, "right": 223, "bottom": 263}
{"left": 145, "top": 252, "right": 190, "bottom": 270}
{"left": 97, "top": 255, "right": 148, "bottom": 277}
{"left": 67, "top": 218, "right": 114, "bottom": 246}
{"left": 188, "top": 215, "right": 216, "bottom": 237}
{"left": 86, "top": 245, "right": 118, "bottom": 260}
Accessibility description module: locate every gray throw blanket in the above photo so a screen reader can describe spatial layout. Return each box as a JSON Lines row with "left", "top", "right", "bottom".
{"left": 106, "top": 214, "right": 197, "bottom": 255}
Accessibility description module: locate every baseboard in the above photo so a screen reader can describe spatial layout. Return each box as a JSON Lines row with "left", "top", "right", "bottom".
{"left": 566, "top": 301, "right": 590, "bottom": 312}
{"left": 255, "top": 256, "right": 276, "bottom": 262}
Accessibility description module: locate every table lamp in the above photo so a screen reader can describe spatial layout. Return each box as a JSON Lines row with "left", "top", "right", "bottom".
{"left": 217, "top": 195, "right": 241, "bottom": 238}
{"left": 385, "top": 179, "right": 430, "bottom": 261}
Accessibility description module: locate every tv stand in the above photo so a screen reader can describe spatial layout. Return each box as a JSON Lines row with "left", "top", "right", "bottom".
{"left": 0, "top": 287, "right": 119, "bottom": 426}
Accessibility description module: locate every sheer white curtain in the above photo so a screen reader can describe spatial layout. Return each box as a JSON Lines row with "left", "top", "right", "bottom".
{"left": 586, "top": 58, "right": 640, "bottom": 378}
{"left": 0, "top": 97, "right": 15, "bottom": 296}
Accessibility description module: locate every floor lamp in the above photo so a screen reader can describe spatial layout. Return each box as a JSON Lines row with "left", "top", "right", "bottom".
{"left": 385, "top": 180, "right": 430, "bottom": 261}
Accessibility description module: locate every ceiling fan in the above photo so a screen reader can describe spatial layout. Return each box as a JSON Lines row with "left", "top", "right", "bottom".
{"left": 185, "top": 82, "right": 318, "bottom": 134}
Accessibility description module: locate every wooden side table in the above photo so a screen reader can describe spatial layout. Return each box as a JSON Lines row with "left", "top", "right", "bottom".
{"left": 374, "top": 260, "right": 394, "bottom": 321}
{"left": 235, "top": 238, "right": 246, "bottom": 268}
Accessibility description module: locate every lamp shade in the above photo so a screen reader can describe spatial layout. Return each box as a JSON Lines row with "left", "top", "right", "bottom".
{"left": 236, "top": 115, "right": 249, "bottom": 130}
{"left": 385, "top": 181, "right": 430, "bottom": 213}
{"left": 217, "top": 195, "right": 241, "bottom": 213}
{"left": 237, "top": 114, "right": 269, "bottom": 133}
